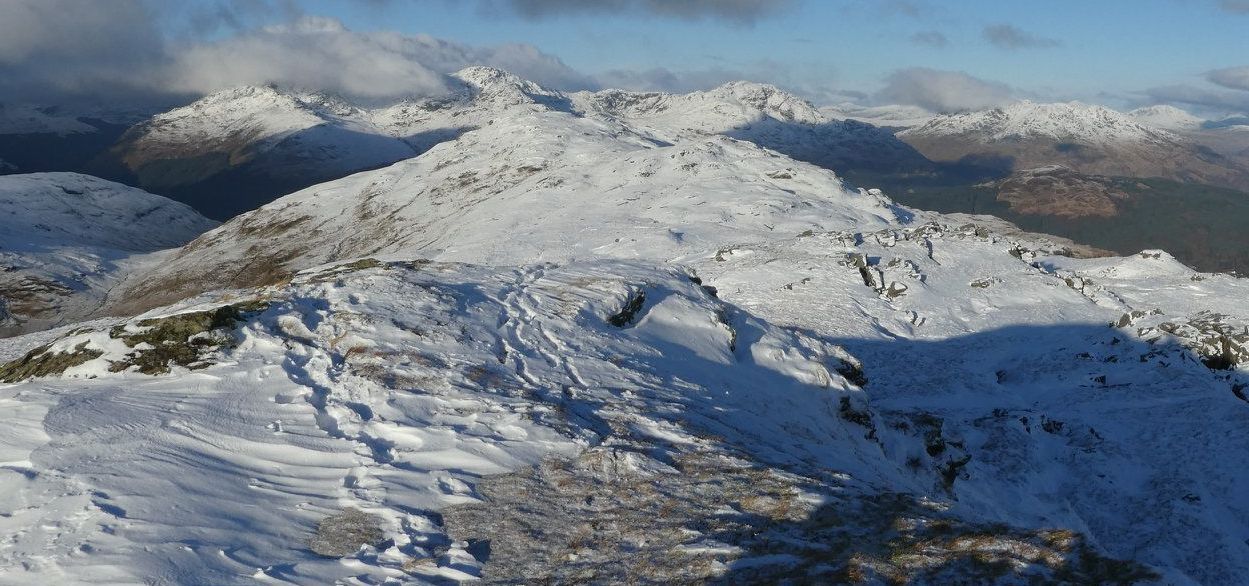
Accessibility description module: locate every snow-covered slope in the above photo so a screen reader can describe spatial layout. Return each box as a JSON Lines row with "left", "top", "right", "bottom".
{"left": 110, "top": 101, "right": 905, "bottom": 313}
{"left": 1127, "top": 104, "right": 1205, "bottom": 132}
{"left": 4, "top": 71, "right": 1249, "bottom": 584}
{"left": 572, "top": 83, "right": 933, "bottom": 174}
{"left": 0, "top": 173, "right": 217, "bottom": 336}
{"left": 0, "top": 104, "right": 99, "bottom": 135}
{"left": 899, "top": 100, "right": 1249, "bottom": 189}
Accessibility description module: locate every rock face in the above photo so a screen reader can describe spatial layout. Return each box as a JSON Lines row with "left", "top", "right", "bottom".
{"left": 899, "top": 101, "right": 1249, "bottom": 191}
{"left": 309, "top": 509, "right": 387, "bottom": 558}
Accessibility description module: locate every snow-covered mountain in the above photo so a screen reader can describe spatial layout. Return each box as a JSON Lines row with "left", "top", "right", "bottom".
{"left": 3, "top": 70, "right": 1249, "bottom": 583}
{"left": 98, "top": 86, "right": 421, "bottom": 219}
{"left": 108, "top": 95, "right": 906, "bottom": 314}
{"left": 572, "top": 82, "right": 934, "bottom": 174}
{"left": 905, "top": 101, "right": 1182, "bottom": 145}
{"left": 0, "top": 173, "right": 217, "bottom": 336}
{"left": 0, "top": 104, "right": 100, "bottom": 135}
{"left": 900, "top": 100, "right": 1249, "bottom": 190}
{"left": 0, "top": 104, "right": 138, "bottom": 180}
{"left": 1127, "top": 104, "right": 1205, "bottom": 131}
{"left": 98, "top": 69, "right": 932, "bottom": 220}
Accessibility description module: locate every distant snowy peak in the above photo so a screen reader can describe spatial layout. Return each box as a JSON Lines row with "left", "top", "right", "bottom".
{"left": 573, "top": 81, "right": 823, "bottom": 134}
{"left": 1127, "top": 105, "right": 1204, "bottom": 131}
{"left": 449, "top": 66, "right": 567, "bottom": 107}
{"left": 0, "top": 103, "right": 99, "bottom": 135}
{"left": 0, "top": 173, "right": 217, "bottom": 251}
{"left": 138, "top": 84, "right": 375, "bottom": 147}
{"left": 706, "top": 81, "right": 824, "bottom": 124}
{"left": 903, "top": 101, "right": 1182, "bottom": 145}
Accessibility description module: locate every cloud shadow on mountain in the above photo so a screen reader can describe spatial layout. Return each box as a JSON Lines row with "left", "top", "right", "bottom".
{"left": 85, "top": 126, "right": 475, "bottom": 220}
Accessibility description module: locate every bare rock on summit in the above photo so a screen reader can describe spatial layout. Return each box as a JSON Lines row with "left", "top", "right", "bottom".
{"left": 309, "top": 508, "right": 386, "bottom": 558}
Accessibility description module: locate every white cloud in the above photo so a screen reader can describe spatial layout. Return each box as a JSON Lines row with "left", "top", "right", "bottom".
{"left": 876, "top": 68, "right": 1014, "bottom": 112}
{"left": 168, "top": 17, "right": 594, "bottom": 99}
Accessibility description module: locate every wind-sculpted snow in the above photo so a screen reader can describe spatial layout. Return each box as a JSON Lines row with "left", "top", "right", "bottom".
{"left": 0, "top": 260, "right": 894, "bottom": 584}
{"left": 5, "top": 243, "right": 1249, "bottom": 582}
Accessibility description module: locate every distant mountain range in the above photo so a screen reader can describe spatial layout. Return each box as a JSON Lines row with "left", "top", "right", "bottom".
{"left": 3, "top": 70, "right": 1249, "bottom": 273}
{"left": 897, "top": 101, "right": 1249, "bottom": 191}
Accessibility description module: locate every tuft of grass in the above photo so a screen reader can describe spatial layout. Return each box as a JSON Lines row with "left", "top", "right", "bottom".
{"left": 108, "top": 300, "right": 269, "bottom": 375}
{"left": 0, "top": 341, "right": 103, "bottom": 382}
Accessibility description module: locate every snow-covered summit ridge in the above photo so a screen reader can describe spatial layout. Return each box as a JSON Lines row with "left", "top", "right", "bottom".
{"left": 902, "top": 100, "right": 1184, "bottom": 145}
{"left": 134, "top": 84, "right": 380, "bottom": 149}
{"left": 572, "top": 80, "right": 823, "bottom": 134}
{"left": 449, "top": 66, "right": 568, "bottom": 106}
{"left": 1127, "top": 104, "right": 1205, "bottom": 131}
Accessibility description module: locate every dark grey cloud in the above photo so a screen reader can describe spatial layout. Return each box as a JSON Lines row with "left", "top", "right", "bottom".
{"left": 486, "top": 0, "right": 795, "bottom": 23}
{"left": 983, "top": 24, "right": 1061, "bottom": 50}
{"left": 1207, "top": 66, "right": 1249, "bottom": 92}
{"left": 1219, "top": 0, "right": 1249, "bottom": 13}
{"left": 910, "top": 31, "right": 949, "bottom": 48}
{"left": 0, "top": 1, "right": 591, "bottom": 106}
{"left": 0, "top": 0, "right": 171, "bottom": 104}
{"left": 876, "top": 68, "right": 1015, "bottom": 112}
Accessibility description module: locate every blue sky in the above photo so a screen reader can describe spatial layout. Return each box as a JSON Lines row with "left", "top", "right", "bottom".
{"left": 287, "top": 0, "right": 1249, "bottom": 108}
{"left": 3, "top": 0, "right": 1247, "bottom": 113}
